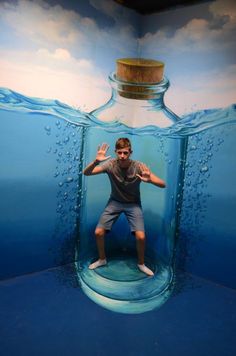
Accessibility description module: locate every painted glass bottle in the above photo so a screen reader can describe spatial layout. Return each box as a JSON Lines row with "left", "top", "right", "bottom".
{"left": 76, "top": 58, "right": 187, "bottom": 314}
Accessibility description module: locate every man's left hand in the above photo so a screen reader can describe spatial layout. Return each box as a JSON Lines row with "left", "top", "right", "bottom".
{"left": 136, "top": 164, "right": 151, "bottom": 182}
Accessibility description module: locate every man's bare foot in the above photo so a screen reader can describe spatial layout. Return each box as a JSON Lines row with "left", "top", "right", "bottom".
{"left": 89, "top": 259, "right": 107, "bottom": 270}
{"left": 138, "top": 264, "right": 154, "bottom": 276}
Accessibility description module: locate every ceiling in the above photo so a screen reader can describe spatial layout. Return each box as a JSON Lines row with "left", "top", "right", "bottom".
{"left": 114, "top": 0, "right": 209, "bottom": 14}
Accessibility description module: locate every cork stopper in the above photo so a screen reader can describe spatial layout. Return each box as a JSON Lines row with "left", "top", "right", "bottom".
{"left": 116, "top": 58, "right": 164, "bottom": 84}
{"left": 115, "top": 58, "right": 165, "bottom": 99}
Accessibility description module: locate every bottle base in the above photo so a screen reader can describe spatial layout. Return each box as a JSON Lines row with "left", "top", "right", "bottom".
{"left": 75, "top": 255, "right": 174, "bottom": 314}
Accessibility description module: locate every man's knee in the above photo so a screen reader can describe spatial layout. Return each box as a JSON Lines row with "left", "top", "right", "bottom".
{"left": 135, "top": 231, "right": 145, "bottom": 241}
{"left": 95, "top": 227, "right": 106, "bottom": 238}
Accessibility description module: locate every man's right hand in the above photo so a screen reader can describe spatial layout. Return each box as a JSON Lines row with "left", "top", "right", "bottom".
{"left": 96, "top": 143, "right": 111, "bottom": 162}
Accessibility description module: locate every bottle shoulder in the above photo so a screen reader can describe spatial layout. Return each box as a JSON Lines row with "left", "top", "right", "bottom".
{"left": 90, "top": 98, "right": 178, "bottom": 128}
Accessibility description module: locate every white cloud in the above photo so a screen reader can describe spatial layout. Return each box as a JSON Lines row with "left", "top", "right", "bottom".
{"left": 0, "top": 0, "right": 137, "bottom": 110}
{"left": 0, "top": 0, "right": 83, "bottom": 46}
{"left": 37, "top": 48, "right": 72, "bottom": 61}
{"left": 210, "top": 0, "right": 236, "bottom": 21}
{"left": 0, "top": 0, "right": 137, "bottom": 55}
{"left": 0, "top": 48, "right": 110, "bottom": 111}
{"left": 165, "top": 64, "right": 236, "bottom": 115}
{"left": 139, "top": 0, "right": 236, "bottom": 115}
{"left": 140, "top": 0, "right": 236, "bottom": 54}
{"left": 35, "top": 48, "right": 93, "bottom": 70}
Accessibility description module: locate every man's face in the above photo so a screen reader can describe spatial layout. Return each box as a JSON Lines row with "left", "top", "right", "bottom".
{"left": 115, "top": 147, "right": 132, "bottom": 161}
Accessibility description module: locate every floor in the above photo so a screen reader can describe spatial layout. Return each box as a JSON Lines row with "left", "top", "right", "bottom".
{"left": 1, "top": 263, "right": 236, "bottom": 356}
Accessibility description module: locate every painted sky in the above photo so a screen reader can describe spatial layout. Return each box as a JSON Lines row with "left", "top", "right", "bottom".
{"left": 0, "top": 0, "right": 139, "bottom": 110}
{"left": 140, "top": 0, "right": 236, "bottom": 114}
{"left": 0, "top": 0, "right": 235, "bottom": 115}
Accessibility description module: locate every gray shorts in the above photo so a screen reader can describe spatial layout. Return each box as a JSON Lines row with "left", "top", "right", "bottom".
{"left": 97, "top": 199, "right": 145, "bottom": 233}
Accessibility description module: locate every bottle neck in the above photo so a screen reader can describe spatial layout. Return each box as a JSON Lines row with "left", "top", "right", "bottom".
{"left": 90, "top": 73, "right": 177, "bottom": 128}
{"left": 109, "top": 72, "right": 169, "bottom": 104}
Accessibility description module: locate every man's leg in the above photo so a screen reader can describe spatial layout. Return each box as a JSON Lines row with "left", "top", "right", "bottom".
{"left": 125, "top": 204, "right": 154, "bottom": 277}
{"left": 95, "top": 227, "right": 106, "bottom": 260}
{"left": 135, "top": 231, "right": 154, "bottom": 277}
{"left": 89, "top": 200, "right": 121, "bottom": 270}
{"left": 89, "top": 227, "right": 107, "bottom": 269}
{"left": 135, "top": 230, "right": 145, "bottom": 265}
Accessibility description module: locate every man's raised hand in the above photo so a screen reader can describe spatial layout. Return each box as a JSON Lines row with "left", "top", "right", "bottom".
{"left": 96, "top": 143, "right": 111, "bottom": 162}
{"left": 136, "top": 163, "right": 151, "bottom": 182}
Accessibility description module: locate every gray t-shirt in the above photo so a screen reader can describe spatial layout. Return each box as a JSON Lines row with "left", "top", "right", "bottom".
{"left": 101, "top": 159, "right": 143, "bottom": 204}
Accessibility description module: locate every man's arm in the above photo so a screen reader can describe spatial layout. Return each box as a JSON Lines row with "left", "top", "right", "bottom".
{"left": 136, "top": 163, "right": 166, "bottom": 188}
{"left": 83, "top": 143, "right": 111, "bottom": 176}
{"left": 148, "top": 172, "right": 166, "bottom": 188}
{"left": 83, "top": 160, "right": 104, "bottom": 176}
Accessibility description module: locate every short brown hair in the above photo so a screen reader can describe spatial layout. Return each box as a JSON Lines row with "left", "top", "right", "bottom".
{"left": 115, "top": 137, "right": 132, "bottom": 151}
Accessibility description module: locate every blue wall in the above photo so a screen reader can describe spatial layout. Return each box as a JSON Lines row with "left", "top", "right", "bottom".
{"left": 0, "top": 0, "right": 236, "bottom": 290}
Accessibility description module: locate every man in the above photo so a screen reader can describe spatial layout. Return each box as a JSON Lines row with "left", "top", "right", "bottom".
{"left": 83, "top": 138, "right": 166, "bottom": 276}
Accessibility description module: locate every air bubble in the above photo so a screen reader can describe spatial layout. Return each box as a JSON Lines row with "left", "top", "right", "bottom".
{"left": 44, "top": 126, "right": 51, "bottom": 135}
{"left": 66, "top": 177, "right": 73, "bottom": 183}
{"left": 200, "top": 165, "right": 209, "bottom": 173}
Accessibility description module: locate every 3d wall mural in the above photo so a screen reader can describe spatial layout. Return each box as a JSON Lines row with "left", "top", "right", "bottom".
{"left": 0, "top": 0, "right": 235, "bottom": 313}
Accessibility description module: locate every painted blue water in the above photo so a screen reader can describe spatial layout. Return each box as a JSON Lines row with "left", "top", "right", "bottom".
{"left": 0, "top": 87, "right": 236, "bottom": 312}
